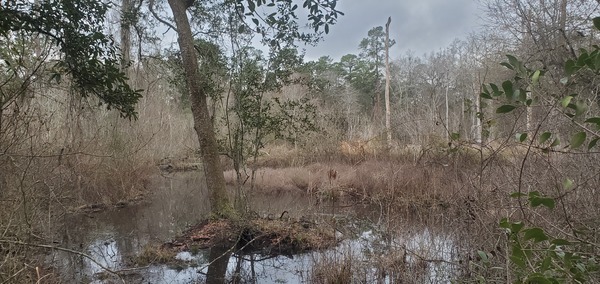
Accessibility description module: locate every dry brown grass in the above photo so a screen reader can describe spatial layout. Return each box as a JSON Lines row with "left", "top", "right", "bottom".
{"left": 310, "top": 244, "right": 440, "bottom": 284}
{"left": 134, "top": 245, "right": 178, "bottom": 266}
{"left": 0, "top": 61, "right": 197, "bottom": 282}
{"left": 74, "top": 161, "right": 156, "bottom": 206}
{"left": 310, "top": 251, "right": 357, "bottom": 284}
{"left": 225, "top": 158, "right": 471, "bottom": 210}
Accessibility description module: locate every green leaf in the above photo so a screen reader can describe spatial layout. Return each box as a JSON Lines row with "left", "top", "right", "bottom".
{"left": 585, "top": 117, "right": 600, "bottom": 128}
{"left": 594, "top": 17, "right": 600, "bottom": 30}
{"left": 550, "top": 138, "right": 560, "bottom": 148}
{"left": 526, "top": 274, "right": 552, "bottom": 284}
{"left": 490, "top": 83, "right": 500, "bottom": 96}
{"left": 563, "top": 178, "right": 574, "bottom": 190}
{"left": 589, "top": 138, "right": 599, "bottom": 150}
{"left": 570, "top": 132, "right": 587, "bottom": 148}
{"left": 510, "top": 254, "right": 526, "bottom": 269}
{"left": 541, "top": 256, "right": 552, "bottom": 271}
{"left": 248, "top": 0, "right": 256, "bottom": 12}
{"left": 551, "top": 239, "right": 571, "bottom": 245}
{"left": 499, "top": 218, "right": 510, "bottom": 229}
{"left": 517, "top": 133, "right": 528, "bottom": 142}
{"left": 500, "top": 62, "right": 513, "bottom": 70}
{"left": 510, "top": 192, "right": 526, "bottom": 198}
{"left": 524, "top": 227, "right": 549, "bottom": 242}
{"left": 482, "top": 84, "right": 490, "bottom": 94}
{"left": 577, "top": 52, "right": 589, "bottom": 67}
{"left": 496, "top": 105, "right": 516, "bottom": 113}
{"left": 575, "top": 101, "right": 588, "bottom": 116}
{"left": 451, "top": 132, "right": 460, "bottom": 140}
{"left": 594, "top": 51, "right": 600, "bottom": 71}
{"left": 502, "top": 80, "right": 513, "bottom": 99}
{"left": 477, "top": 250, "right": 489, "bottom": 263}
{"left": 506, "top": 54, "right": 519, "bottom": 67}
{"left": 539, "top": 132, "right": 551, "bottom": 144}
{"left": 565, "top": 59, "right": 577, "bottom": 75}
{"left": 531, "top": 70, "right": 541, "bottom": 85}
{"left": 516, "top": 89, "right": 526, "bottom": 102}
{"left": 480, "top": 92, "right": 492, "bottom": 100}
{"left": 530, "top": 196, "right": 555, "bottom": 209}
{"left": 510, "top": 255, "right": 526, "bottom": 269}
{"left": 511, "top": 221, "right": 524, "bottom": 233}
{"left": 561, "top": 96, "right": 573, "bottom": 108}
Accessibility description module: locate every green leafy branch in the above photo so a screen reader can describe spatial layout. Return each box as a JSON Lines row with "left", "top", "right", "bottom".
{"left": 0, "top": 0, "right": 142, "bottom": 119}
{"left": 474, "top": 17, "right": 600, "bottom": 283}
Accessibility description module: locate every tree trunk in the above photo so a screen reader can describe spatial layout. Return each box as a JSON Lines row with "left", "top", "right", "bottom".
{"left": 384, "top": 17, "right": 392, "bottom": 148}
{"left": 168, "top": 0, "right": 234, "bottom": 218}
{"left": 206, "top": 246, "right": 231, "bottom": 283}
{"left": 120, "top": 0, "right": 132, "bottom": 73}
{"left": 445, "top": 84, "right": 449, "bottom": 141}
{"left": 474, "top": 82, "right": 482, "bottom": 144}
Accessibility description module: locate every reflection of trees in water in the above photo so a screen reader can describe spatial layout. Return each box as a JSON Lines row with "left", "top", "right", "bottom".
{"left": 47, "top": 172, "right": 463, "bottom": 283}
{"left": 200, "top": 247, "right": 306, "bottom": 283}
{"left": 50, "top": 207, "right": 150, "bottom": 281}
{"left": 230, "top": 253, "right": 277, "bottom": 283}
{"left": 51, "top": 173, "right": 211, "bottom": 282}
{"left": 206, "top": 246, "right": 231, "bottom": 284}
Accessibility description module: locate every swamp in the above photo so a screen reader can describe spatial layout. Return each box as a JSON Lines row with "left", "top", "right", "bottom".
{"left": 2, "top": 0, "right": 600, "bottom": 283}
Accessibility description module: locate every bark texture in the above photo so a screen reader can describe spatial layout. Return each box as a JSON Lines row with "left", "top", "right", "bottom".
{"left": 120, "top": 0, "right": 132, "bottom": 72}
{"left": 167, "top": 0, "right": 234, "bottom": 218}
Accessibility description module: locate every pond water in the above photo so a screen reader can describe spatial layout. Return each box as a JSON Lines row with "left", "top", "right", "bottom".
{"left": 48, "top": 172, "right": 465, "bottom": 283}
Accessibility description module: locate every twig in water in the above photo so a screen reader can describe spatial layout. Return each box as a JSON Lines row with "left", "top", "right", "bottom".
{"left": 0, "top": 239, "right": 125, "bottom": 284}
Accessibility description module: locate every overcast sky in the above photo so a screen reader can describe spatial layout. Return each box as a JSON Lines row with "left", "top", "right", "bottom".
{"left": 301, "top": 0, "right": 482, "bottom": 61}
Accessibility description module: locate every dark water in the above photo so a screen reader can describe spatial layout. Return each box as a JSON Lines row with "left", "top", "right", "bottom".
{"left": 48, "top": 172, "right": 462, "bottom": 283}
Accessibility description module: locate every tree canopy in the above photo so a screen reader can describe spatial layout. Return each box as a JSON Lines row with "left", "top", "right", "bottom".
{"left": 0, "top": 0, "right": 142, "bottom": 118}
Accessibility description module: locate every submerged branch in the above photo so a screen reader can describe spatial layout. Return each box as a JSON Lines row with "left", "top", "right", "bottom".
{"left": 0, "top": 239, "right": 124, "bottom": 283}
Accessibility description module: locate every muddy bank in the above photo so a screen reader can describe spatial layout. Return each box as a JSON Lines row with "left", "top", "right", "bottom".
{"left": 154, "top": 217, "right": 338, "bottom": 263}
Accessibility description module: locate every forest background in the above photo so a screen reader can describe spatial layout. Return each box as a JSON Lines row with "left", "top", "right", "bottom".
{"left": 1, "top": 0, "right": 600, "bottom": 282}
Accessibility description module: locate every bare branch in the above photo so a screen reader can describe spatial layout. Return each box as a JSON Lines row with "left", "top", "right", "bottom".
{"left": 148, "top": 0, "right": 178, "bottom": 33}
{"left": 0, "top": 239, "right": 124, "bottom": 283}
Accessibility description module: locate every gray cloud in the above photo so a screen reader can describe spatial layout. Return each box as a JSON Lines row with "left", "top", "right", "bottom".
{"left": 302, "top": 0, "right": 481, "bottom": 61}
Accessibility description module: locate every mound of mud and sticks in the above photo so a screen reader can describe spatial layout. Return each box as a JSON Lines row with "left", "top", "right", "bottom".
{"left": 162, "top": 216, "right": 339, "bottom": 257}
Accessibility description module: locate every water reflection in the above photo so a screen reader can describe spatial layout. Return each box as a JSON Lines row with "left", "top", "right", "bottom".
{"left": 127, "top": 225, "right": 459, "bottom": 283}
{"left": 49, "top": 172, "right": 462, "bottom": 283}
{"left": 49, "top": 172, "right": 210, "bottom": 282}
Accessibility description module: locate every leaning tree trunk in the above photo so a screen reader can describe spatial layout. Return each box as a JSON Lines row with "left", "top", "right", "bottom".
{"left": 167, "top": 0, "right": 234, "bottom": 218}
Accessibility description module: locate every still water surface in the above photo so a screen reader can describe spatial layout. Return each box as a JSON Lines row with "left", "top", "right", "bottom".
{"left": 49, "top": 172, "right": 462, "bottom": 283}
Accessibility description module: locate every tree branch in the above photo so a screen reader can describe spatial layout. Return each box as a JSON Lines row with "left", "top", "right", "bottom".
{"left": 0, "top": 239, "right": 124, "bottom": 283}
{"left": 148, "top": 0, "right": 178, "bottom": 33}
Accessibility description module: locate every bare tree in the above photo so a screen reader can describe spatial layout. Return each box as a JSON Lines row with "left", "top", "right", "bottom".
{"left": 384, "top": 17, "right": 392, "bottom": 148}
